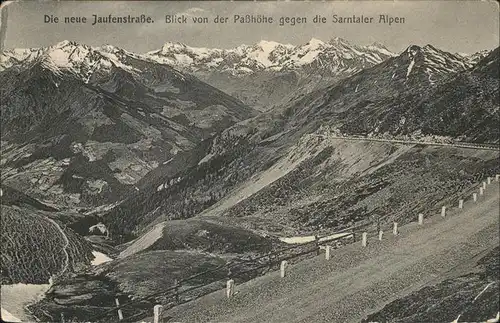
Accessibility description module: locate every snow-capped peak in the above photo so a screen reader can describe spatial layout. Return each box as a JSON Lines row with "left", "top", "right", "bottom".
{"left": 400, "top": 43, "right": 474, "bottom": 84}
{"left": 97, "top": 44, "right": 121, "bottom": 53}
{"left": 0, "top": 41, "right": 144, "bottom": 83}
{"left": 38, "top": 41, "right": 102, "bottom": 76}
{"left": 329, "top": 37, "right": 351, "bottom": 47}
{"left": 247, "top": 40, "right": 292, "bottom": 67}
{"left": 456, "top": 49, "right": 491, "bottom": 66}
{"left": 2, "top": 37, "right": 398, "bottom": 80}
{"left": 160, "top": 41, "right": 188, "bottom": 53}
{"left": 45, "top": 42, "right": 89, "bottom": 67}
{"left": 255, "top": 40, "right": 282, "bottom": 50}
{"left": 0, "top": 48, "right": 42, "bottom": 70}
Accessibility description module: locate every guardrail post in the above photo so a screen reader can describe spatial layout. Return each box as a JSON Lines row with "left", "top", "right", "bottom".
{"left": 361, "top": 232, "right": 367, "bottom": 247}
{"left": 418, "top": 213, "right": 424, "bottom": 225}
{"left": 325, "top": 246, "right": 331, "bottom": 260}
{"left": 487, "top": 177, "right": 491, "bottom": 184}
{"left": 378, "top": 230, "right": 383, "bottom": 241}
{"left": 441, "top": 206, "right": 446, "bottom": 217}
{"left": 226, "top": 279, "right": 235, "bottom": 298}
{"left": 482, "top": 182, "right": 487, "bottom": 190}
{"left": 458, "top": 199, "right": 464, "bottom": 209}
{"left": 393, "top": 222, "right": 398, "bottom": 236}
{"left": 473, "top": 193, "right": 478, "bottom": 202}
{"left": 154, "top": 304, "right": 163, "bottom": 323}
{"left": 480, "top": 187, "right": 484, "bottom": 196}
{"left": 268, "top": 253, "right": 274, "bottom": 271}
{"left": 280, "top": 260, "right": 288, "bottom": 278}
{"left": 115, "top": 298, "right": 123, "bottom": 321}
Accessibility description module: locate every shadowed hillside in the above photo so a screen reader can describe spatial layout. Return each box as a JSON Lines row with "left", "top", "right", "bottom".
{"left": 1, "top": 205, "right": 93, "bottom": 284}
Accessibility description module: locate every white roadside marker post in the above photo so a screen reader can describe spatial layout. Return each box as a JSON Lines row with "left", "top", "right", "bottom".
{"left": 393, "top": 222, "right": 398, "bottom": 236}
{"left": 482, "top": 182, "right": 487, "bottom": 190}
{"left": 280, "top": 261, "right": 288, "bottom": 278}
{"left": 458, "top": 199, "right": 464, "bottom": 209}
{"left": 226, "top": 279, "right": 235, "bottom": 298}
{"left": 473, "top": 193, "right": 478, "bottom": 202}
{"left": 153, "top": 305, "right": 163, "bottom": 323}
{"left": 480, "top": 187, "right": 484, "bottom": 196}
{"left": 378, "top": 230, "right": 383, "bottom": 241}
{"left": 361, "top": 232, "right": 367, "bottom": 247}
{"left": 325, "top": 246, "right": 331, "bottom": 260}
{"left": 418, "top": 214, "right": 424, "bottom": 225}
{"left": 441, "top": 206, "right": 446, "bottom": 217}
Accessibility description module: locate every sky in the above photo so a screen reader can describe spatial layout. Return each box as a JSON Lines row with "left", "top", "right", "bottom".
{"left": 1, "top": 0, "right": 499, "bottom": 54}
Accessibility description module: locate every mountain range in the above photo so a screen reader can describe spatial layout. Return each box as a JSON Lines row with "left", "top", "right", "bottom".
{"left": 2, "top": 38, "right": 488, "bottom": 212}
{"left": 144, "top": 38, "right": 483, "bottom": 110}
{"left": 3, "top": 38, "right": 486, "bottom": 111}
{"left": 145, "top": 38, "right": 395, "bottom": 74}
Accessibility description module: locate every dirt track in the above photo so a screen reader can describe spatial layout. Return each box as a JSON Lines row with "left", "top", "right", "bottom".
{"left": 158, "top": 181, "right": 499, "bottom": 323}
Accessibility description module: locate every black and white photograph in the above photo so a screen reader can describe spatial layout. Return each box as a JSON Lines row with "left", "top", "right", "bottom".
{"left": 0, "top": 1, "right": 499, "bottom": 322}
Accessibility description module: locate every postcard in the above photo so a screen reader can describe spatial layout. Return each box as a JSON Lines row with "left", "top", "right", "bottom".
{"left": 1, "top": 1, "right": 499, "bottom": 322}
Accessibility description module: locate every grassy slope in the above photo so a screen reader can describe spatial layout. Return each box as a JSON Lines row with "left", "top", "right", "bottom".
{"left": 149, "top": 186, "right": 499, "bottom": 323}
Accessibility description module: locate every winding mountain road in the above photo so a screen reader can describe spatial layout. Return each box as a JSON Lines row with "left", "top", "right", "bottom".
{"left": 157, "top": 181, "right": 499, "bottom": 323}
{"left": 45, "top": 217, "right": 70, "bottom": 277}
{"left": 308, "top": 134, "right": 500, "bottom": 151}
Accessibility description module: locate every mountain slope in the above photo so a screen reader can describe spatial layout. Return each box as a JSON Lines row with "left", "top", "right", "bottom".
{"left": 149, "top": 190, "right": 499, "bottom": 323}
{"left": 329, "top": 47, "right": 500, "bottom": 142}
{"left": 252, "top": 45, "right": 499, "bottom": 144}
{"left": 101, "top": 45, "right": 499, "bottom": 242}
